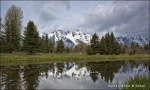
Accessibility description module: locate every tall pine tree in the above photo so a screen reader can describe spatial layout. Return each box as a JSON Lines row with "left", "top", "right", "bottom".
{"left": 56, "top": 39, "right": 64, "bottom": 53}
{"left": 90, "top": 33, "right": 99, "bottom": 55}
{"left": 86, "top": 45, "right": 93, "bottom": 55}
{"left": 49, "top": 41, "right": 55, "bottom": 53}
{"left": 110, "top": 32, "right": 115, "bottom": 54}
{"left": 23, "top": 21, "right": 40, "bottom": 55}
{"left": 44, "top": 33, "right": 49, "bottom": 53}
{"left": 4, "top": 5, "right": 23, "bottom": 53}
{"left": 104, "top": 32, "right": 111, "bottom": 55}
{"left": 99, "top": 36, "right": 106, "bottom": 55}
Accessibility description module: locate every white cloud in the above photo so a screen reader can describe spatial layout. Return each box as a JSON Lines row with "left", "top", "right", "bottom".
{"left": 31, "top": 1, "right": 70, "bottom": 24}
{"left": 79, "top": 1, "right": 149, "bottom": 37}
{"left": 2, "top": 1, "right": 149, "bottom": 37}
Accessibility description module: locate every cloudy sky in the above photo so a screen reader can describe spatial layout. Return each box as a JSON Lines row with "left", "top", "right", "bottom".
{"left": 1, "top": 1, "right": 149, "bottom": 37}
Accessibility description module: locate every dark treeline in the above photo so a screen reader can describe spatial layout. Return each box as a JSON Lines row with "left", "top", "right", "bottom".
{"left": 86, "top": 33, "right": 150, "bottom": 55}
{"left": 120, "top": 42, "right": 150, "bottom": 55}
{"left": 0, "top": 5, "right": 149, "bottom": 55}
{"left": 87, "top": 32, "right": 121, "bottom": 55}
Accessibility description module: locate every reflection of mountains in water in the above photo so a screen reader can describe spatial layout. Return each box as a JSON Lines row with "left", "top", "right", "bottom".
{"left": 118, "top": 64, "right": 149, "bottom": 75}
{"left": 1, "top": 60, "right": 149, "bottom": 90}
{"left": 49, "top": 62, "right": 90, "bottom": 80}
{"left": 45, "top": 61, "right": 149, "bottom": 82}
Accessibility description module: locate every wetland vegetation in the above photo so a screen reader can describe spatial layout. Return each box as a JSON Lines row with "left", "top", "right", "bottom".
{"left": 1, "top": 53, "right": 149, "bottom": 65}
{"left": 123, "top": 75, "right": 150, "bottom": 90}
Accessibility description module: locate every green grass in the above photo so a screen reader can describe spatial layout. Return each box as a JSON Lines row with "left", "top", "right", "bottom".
{"left": 123, "top": 75, "right": 150, "bottom": 90}
{"left": 0, "top": 53, "right": 149, "bottom": 65}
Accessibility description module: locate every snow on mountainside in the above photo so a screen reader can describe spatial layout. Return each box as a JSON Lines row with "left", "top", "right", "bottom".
{"left": 40, "top": 30, "right": 149, "bottom": 47}
{"left": 116, "top": 35, "right": 150, "bottom": 46}
{"left": 40, "top": 29, "right": 92, "bottom": 48}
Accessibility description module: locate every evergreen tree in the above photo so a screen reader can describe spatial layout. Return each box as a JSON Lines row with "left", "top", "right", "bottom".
{"left": 104, "top": 32, "right": 111, "bottom": 55}
{"left": 90, "top": 33, "right": 99, "bottom": 55}
{"left": 113, "top": 42, "right": 121, "bottom": 55}
{"left": 49, "top": 41, "right": 55, "bottom": 53}
{"left": 4, "top": 5, "right": 23, "bottom": 53}
{"left": 110, "top": 32, "right": 115, "bottom": 54}
{"left": 23, "top": 20, "right": 40, "bottom": 55}
{"left": 86, "top": 45, "right": 93, "bottom": 55}
{"left": 44, "top": 33, "right": 49, "bottom": 53}
{"left": 99, "top": 36, "right": 106, "bottom": 55}
{"left": 56, "top": 39, "right": 64, "bottom": 53}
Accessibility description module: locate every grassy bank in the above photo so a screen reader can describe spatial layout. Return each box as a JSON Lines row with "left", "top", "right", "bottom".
{"left": 123, "top": 75, "right": 150, "bottom": 90}
{"left": 0, "top": 53, "right": 149, "bottom": 65}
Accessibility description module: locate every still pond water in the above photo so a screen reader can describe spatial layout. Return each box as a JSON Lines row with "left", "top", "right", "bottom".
{"left": 0, "top": 60, "right": 149, "bottom": 89}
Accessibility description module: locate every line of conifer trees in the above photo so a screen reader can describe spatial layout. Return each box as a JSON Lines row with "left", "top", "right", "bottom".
{"left": 86, "top": 32, "right": 121, "bottom": 55}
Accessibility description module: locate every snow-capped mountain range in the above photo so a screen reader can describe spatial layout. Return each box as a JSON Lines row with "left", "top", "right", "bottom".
{"left": 116, "top": 35, "right": 150, "bottom": 46}
{"left": 40, "top": 29, "right": 92, "bottom": 48}
{"left": 40, "top": 29, "right": 149, "bottom": 47}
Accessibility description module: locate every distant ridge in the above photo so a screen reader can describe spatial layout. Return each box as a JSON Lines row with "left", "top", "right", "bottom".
{"left": 116, "top": 35, "right": 149, "bottom": 46}
{"left": 40, "top": 30, "right": 149, "bottom": 47}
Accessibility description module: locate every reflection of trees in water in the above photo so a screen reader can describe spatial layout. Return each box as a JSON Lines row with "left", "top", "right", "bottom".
{"left": 121, "top": 60, "right": 149, "bottom": 69}
{"left": 57, "top": 63, "right": 64, "bottom": 74}
{"left": 89, "top": 71, "right": 99, "bottom": 83}
{"left": 0, "top": 65, "right": 21, "bottom": 90}
{"left": 86, "top": 62, "right": 99, "bottom": 83}
{"left": 86, "top": 60, "right": 149, "bottom": 83}
{"left": 22, "top": 63, "right": 54, "bottom": 90}
{"left": 86, "top": 61, "right": 122, "bottom": 83}
{"left": 55, "top": 63, "right": 64, "bottom": 78}
{"left": 41, "top": 63, "right": 54, "bottom": 79}
{"left": 0, "top": 61, "right": 149, "bottom": 89}
{"left": 23, "top": 64, "right": 40, "bottom": 90}
{"left": 0, "top": 64, "right": 55, "bottom": 90}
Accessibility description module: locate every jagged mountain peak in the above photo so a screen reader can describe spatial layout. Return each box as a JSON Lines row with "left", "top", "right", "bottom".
{"left": 116, "top": 35, "right": 149, "bottom": 46}
{"left": 42, "top": 29, "right": 92, "bottom": 48}
{"left": 72, "top": 28, "right": 80, "bottom": 31}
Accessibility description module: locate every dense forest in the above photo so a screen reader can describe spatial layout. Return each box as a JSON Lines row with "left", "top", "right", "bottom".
{"left": 0, "top": 5, "right": 149, "bottom": 55}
